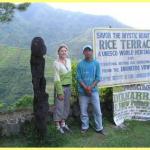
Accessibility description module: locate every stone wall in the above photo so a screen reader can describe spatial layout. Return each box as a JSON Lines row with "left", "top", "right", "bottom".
{"left": 0, "top": 109, "right": 33, "bottom": 136}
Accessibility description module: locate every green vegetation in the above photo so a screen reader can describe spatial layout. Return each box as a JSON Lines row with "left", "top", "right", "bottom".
{"left": 71, "top": 60, "right": 78, "bottom": 99}
{"left": 0, "top": 45, "right": 54, "bottom": 110}
{"left": 0, "top": 102, "right": 5, "bottom": 109}
{"left": 0, "top": 45, "right": 32, "bottom": 106}
{"left": 62, "top": 119, "right": 150, "bottom": 147}
{"left": 15, "top": 95, "right": 32, "bottom": 108}
{"left": 8, "top": 95, "right": 33, "bottom": 111}
{"left": 0, "top": 3, "right": 30, "bottom": 22}
{"left": 0, "top": 118, "right": 150, "bottom": 147}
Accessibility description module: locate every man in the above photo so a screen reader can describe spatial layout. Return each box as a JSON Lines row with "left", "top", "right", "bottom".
{"left": 77, "top": 45, "right": 105, "bottom": 135}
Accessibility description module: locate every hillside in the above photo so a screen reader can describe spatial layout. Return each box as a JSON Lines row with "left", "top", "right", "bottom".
{"left": 0, "top": 3, "right": 128, "bottom": 56}
{"left": 0, "top": 45, "right": 54, "bottom": 108}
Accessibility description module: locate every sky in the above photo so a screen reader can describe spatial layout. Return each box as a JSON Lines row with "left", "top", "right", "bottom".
{"left": 48, "top": 2, "right": 150, "bottom": 29}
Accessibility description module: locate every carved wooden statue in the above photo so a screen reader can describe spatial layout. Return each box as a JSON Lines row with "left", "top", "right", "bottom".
{"left": 30, "top": 37, "right": 49, "bottom": 138}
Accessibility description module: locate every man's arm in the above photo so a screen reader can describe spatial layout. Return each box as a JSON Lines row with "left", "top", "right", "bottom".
{"left": 89, "top": 62, "right": 100, "bottom": 91}
{"left": 77, "top": 64, "right": 90, "bottom": 94}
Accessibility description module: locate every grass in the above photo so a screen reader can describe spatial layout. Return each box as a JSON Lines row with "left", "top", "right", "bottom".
{"left": 62, "top": 118, "right": 150, "bottom": 147}
{"left": 0, "top": 117, "right": 150, "bottom": 147}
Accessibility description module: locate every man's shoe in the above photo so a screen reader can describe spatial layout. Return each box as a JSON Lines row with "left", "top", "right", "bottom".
{"left": 81, "top": 128, "right": 88, "bottom": 134}
{"left": 96, "top": 129, "right": 107, "bottom": 136}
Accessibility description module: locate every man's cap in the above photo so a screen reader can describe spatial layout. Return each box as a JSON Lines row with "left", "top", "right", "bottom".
{"left": 82, "top": 45, "right": 93, "bottom": 51}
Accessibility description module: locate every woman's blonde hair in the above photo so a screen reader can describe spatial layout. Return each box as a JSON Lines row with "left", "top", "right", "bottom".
{"left": 58, "top": 44, "right": 68, "bottom": 53}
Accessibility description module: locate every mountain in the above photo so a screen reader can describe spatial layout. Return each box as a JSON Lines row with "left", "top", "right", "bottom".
{"left": 0, "top": 3, "right": 129, "bottom": 108}
{"left": 0, "top": 3, "right": 129, "bottom": 57}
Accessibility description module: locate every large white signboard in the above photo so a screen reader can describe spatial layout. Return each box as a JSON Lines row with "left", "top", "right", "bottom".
{"left": 93, "top": 28, "right": 150, "bottom": 87}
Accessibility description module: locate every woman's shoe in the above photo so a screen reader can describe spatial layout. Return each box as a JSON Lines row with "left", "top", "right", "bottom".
{"left": 62, "top": 125, "right": 72, "bottom": 132}
{"left": 57, "top": 127, "right": 65, "bottom": 134}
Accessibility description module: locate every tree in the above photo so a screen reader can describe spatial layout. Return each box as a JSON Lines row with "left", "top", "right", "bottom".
{"left": 0, "top": 3, "right": 30, "bottom": 22}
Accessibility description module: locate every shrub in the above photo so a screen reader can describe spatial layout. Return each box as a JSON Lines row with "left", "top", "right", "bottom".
{"left": 0, "top": 102, "right": 5, "bottom": 109}
{"left": 14, "top": 95, "right": 33, "bottom": 109}
{"left": 71, "top": 60, "right": 78, "bottom": 99}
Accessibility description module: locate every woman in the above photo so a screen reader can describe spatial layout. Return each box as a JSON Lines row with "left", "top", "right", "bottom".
{"left": 53, "top": 44, "right": 72, "bottom": 134}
